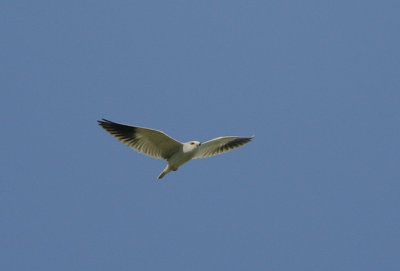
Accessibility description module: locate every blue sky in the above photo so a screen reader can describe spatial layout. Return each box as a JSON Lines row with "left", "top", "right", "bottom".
{"left": 1, "top": 1, "right": 399, "bottom": 270}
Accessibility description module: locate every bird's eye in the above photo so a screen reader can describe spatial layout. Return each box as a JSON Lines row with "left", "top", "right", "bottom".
{"left": 190, "top": 142, "right": 194, "bottom": 145}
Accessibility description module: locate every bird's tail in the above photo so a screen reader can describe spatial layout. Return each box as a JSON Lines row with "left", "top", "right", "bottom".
{"left": 158, "top": 166, "right": 171, "bottom": 179}
{"left": 158, "top": 171, "right": 166, "bottom": 179}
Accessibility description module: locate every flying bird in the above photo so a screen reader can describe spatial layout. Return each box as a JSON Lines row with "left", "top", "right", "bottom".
{"left": 98, "top": 119, "right": 254, "bottom": 179}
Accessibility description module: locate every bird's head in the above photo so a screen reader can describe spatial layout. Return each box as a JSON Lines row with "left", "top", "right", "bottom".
{"left": 183, "top": 141, "right": 201, "bottom": 152}
{"left": 189, "top": 141, "right": 201, "bottom": 147}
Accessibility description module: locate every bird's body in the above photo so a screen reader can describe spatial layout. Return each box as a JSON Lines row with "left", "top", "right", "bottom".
{"left": 158, "top": 141, "right": 200, "bottom": 179}
{"left": 98, "top": 119, "right": 253, "bottom": 179}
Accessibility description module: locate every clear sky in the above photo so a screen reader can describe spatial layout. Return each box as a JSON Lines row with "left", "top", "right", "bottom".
{"left": 1, "top": 1, "right": 399, "bottom": 270}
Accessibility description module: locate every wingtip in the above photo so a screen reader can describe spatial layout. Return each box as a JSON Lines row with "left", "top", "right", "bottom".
{"left": 98, "top": 118, "right": 112, "bottom": 125}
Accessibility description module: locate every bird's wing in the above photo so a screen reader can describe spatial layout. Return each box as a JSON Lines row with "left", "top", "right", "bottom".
{"left": 193, "top": 136, "right": 254, "bottom": 159}
{"left": 98, "top": 119, "right": 182, "bottom": 160}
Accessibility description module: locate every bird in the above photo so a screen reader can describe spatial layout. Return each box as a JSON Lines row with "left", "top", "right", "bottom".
{"left": 98, "top": 119, "right": 254, "bottom": 179}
